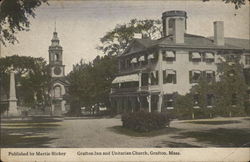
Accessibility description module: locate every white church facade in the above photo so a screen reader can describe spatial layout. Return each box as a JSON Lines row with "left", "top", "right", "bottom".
{"left": 48, "top": 30, "right": 70, "bottom": 116}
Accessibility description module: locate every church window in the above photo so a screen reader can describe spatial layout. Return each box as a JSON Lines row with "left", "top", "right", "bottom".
{"left": 54, "top": 86, "right": 61, "bottom": 98}
{"left": 54, "top": 53, "right": 59, "bottom": 61}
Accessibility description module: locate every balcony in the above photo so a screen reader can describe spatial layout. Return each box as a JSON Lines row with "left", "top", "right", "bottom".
{"left": 111, "top": 87, "right": 139, "bottom": 93}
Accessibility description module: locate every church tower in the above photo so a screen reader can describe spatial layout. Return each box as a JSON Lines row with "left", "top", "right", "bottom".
{"left": 49, "top": 29, "right": 65, "bottom": 77}
{"left": 48, "top": 27, "right": 69, "bottom": 116}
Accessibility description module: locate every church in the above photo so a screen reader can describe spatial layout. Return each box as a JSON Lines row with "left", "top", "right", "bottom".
{"left": 48, "top": 29, "right": 70, "bottom": 116}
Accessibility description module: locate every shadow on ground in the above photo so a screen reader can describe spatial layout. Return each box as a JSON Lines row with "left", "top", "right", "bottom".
{"left": 108, "top": 126, "right": 181, "bottom": 137}
{"left": 172, "top": 128, "right": 250, "bottom": 147}
{"left": 184, "top": 120, "right": 242, "bottom": 125}
{"left": 0, "top": 117, "right": 62, "bottom": 148}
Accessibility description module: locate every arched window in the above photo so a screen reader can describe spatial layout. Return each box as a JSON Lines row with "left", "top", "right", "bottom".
{"left": 54, "top": 53, "right": 59, "bottom": 61}
{"left": 54, "top": 86, "right": 61, "bottom": 98}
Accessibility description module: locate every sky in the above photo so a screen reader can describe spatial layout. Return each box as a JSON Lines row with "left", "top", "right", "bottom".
{"left": 1, "top": 0, "right": 249, "bottom": 74}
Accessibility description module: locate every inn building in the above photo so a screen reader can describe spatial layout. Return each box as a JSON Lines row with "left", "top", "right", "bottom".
{"left": 110, "top": 10, "right": 250, "bottom": 113}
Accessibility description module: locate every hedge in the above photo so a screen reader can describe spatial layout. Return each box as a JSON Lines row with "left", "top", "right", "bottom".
{"left": 121, "top": 111, "right": 170, "bottom": 132}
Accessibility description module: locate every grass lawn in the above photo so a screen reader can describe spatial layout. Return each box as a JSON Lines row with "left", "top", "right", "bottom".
{"left": 0, "top": 117, "right": 62, "bottom": 148}
{"left": 109, "top": 126, "right": 180, "bottom": 137}
{"left": 178, "top": 128, "right": 250, "bottom": 147}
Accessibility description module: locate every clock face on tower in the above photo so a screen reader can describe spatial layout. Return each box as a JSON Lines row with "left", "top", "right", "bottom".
{"left": 54, "top": 66, "right": 62, "bottom": 75}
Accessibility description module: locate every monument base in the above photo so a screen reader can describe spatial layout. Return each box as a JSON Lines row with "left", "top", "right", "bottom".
{"left": 7, "top": 101, "right": 20, "bottom": 117}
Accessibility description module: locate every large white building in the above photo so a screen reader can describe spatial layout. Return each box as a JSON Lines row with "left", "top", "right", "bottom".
{"left": 110, "top": 10, "right": 250, "bottom": 113}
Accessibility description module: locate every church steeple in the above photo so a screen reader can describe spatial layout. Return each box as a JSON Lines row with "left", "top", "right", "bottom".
{"left": 48, "top": 26, "right": 65, "bottom": 78}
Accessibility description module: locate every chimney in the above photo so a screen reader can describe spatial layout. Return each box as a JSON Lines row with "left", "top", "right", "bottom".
{"left": 214, "top": 21, "right": 224, "bottom": 46}
{"left": 173, "top": 18, "right": 185, "bottom": 44}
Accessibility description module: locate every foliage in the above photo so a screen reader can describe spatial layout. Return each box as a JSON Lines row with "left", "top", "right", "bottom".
{"left": 67, "top": 55, "right": 118, "bottom": 115}
{"left": 174, "top": 94, "right": 194, "bottom": 120}
{"left": 0, "top": 55, "right": 51, "bottom": 110}
{"left": 214, "top": 55, "right": 247, "bottom": 117}
{"left": 121, "top": 111, "right": 170, "bottom": 132}
{"left": 97, "top": 19, "right": 162, "bottom": 56}
{"left": 0, "top": 0, "right": 48, "bottom": 45}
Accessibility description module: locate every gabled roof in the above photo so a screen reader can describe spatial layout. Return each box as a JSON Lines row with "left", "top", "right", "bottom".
{"left": 52, "top": 77, "right": 70, "bottom": 86}
{"left": 120, "top": 33, "right": 250, "bottom": 57}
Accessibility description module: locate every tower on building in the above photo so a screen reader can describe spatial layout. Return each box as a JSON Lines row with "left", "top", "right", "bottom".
{"left": 48, "top": 27, "right": 70, "bottom": 116}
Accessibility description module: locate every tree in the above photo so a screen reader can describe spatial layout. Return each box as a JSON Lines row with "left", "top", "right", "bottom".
{"left": 0, "top": 55, "right": 51, "bottom": 112}
{"left": 203, "top": 0, "right": 247, "bottom": 9}
{"left": 214, "top": 55, "right": 248, "bottom": 117}
{"left": 67, "top": 55, "right": 118, "bottom": 116}
{"left": 0, "top": 0, "right": 48, "bottom": 45}
{"left": 97, "top": 19, "right": 162, "bottom": 56}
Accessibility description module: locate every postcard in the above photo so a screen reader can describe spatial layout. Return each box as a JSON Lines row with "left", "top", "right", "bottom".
{"left": 0, "top": 0, "right": 249, "bottom": 161}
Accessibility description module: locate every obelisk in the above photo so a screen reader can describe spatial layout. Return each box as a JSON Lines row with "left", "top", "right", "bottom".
{"left": 8, "top": 69, "right": 19, "bottom": 116}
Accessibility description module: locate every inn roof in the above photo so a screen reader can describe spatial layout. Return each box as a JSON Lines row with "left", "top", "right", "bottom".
{"left": 120, "top": 34, "right": 250, "bottom": 57}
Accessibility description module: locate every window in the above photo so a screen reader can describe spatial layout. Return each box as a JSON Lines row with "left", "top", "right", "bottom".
{"left": 163, "top": 70, "right": 176, "bottom": 84}
{"left": 189, "top": 70, "right": 201, "bottom": 83}
{"left": 164, "top": 94, "right": 174, "bottom": 109}
{"left": 141, "top": 73, "right": 149, "bottom": 86}
{"left": 150, "top": 71, "right": 158, "bottom": 85}
{"left": 189, "top": 52, "right": 201, "bottom": 62}
{"left": 163, "top": 50, "right": 176, "bottom": 62}
{"left": 245, "top": 55, "right": 250, "bottom": 65}
{"left": 193, "top": 93, "right": 200, "bottom": 108}
{"left": 205, "top": 70, "right": 215, "bottom": 82}
{"left": 54, "top": 86, "right": 61, "bottom": 98}
{"left": 206, "top": 94, "right": 214, "bottom": 107}
{"left": 54, "top": 53, "right": 59, "bottom": 61}
{"left": 204, "top": 52, "right": 215, "bottom": 63}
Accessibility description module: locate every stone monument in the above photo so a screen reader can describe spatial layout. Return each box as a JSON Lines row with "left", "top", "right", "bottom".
{"left": 8, "top": 68, "right": 19, "bottom": 117}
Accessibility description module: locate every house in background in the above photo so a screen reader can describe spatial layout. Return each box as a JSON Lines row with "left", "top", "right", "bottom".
{"left": 110, "top": 10, "right": 250, "bottom": 113}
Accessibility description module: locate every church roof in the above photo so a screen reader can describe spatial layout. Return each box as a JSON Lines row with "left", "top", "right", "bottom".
{"left": 120, "top": 34, "right": 250, "bottom": 57}
{"left": 51, "top": 77, "right": 70, "bottom": 86}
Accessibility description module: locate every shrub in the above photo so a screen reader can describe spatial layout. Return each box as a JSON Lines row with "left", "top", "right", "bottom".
{"left": 121, "top": 111, "right": 170, "bottom": 132}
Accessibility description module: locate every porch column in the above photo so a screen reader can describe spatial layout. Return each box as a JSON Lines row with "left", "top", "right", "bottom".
{"left": 157, "top": 49, "right": 164, "bottom": 112}
{"left": 147, "top": 95, "right": 152, "bottom": 113}
{"left": 138, "top": 72, "right": 142, "bottom": 91}
{"left": 157, "top": 93, "right": 163, "bottom": 112}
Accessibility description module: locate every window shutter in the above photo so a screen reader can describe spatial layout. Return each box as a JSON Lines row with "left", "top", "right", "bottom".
{"left": 189, "top": 71, "right": 192, "bottom": 83}
{"left": 173, "top": 71, "right": 177, "bottom": 84}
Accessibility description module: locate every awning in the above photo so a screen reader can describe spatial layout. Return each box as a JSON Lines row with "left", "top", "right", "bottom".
{"left": 165, "top": 51, "right": 175, "bottom": 58}
{"left": 192, "top": 70, "right": 201, "bottom": 74}
{"left": 206, "top": 70, "right": 214, "bottom": 74}
{"left": 165, "top": 69, "right": 175, "bottom": 75}
{"left": 147, "top": 54, "right": 155, "bottom": 59}
{"left": 131, "top": 58, "right": 137, "bottom": 63}
{"left": 112, "top": 74, "right": 139, "bottom": 84}
{"left": 192, "top": 52, "right": 201, "bottom": 59}
{"left": 138, "top": 55, "right": 145, "bottom": 62}
{"left": 205, "top": 53, "right": 214, "bottom": 59}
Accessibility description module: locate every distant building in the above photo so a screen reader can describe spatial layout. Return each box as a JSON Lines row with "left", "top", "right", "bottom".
{"left": 48, "top": 30, "right": 70, "bottom": 116}
{"left": 110, "top": 10, "right": 250, "bottom": 113}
